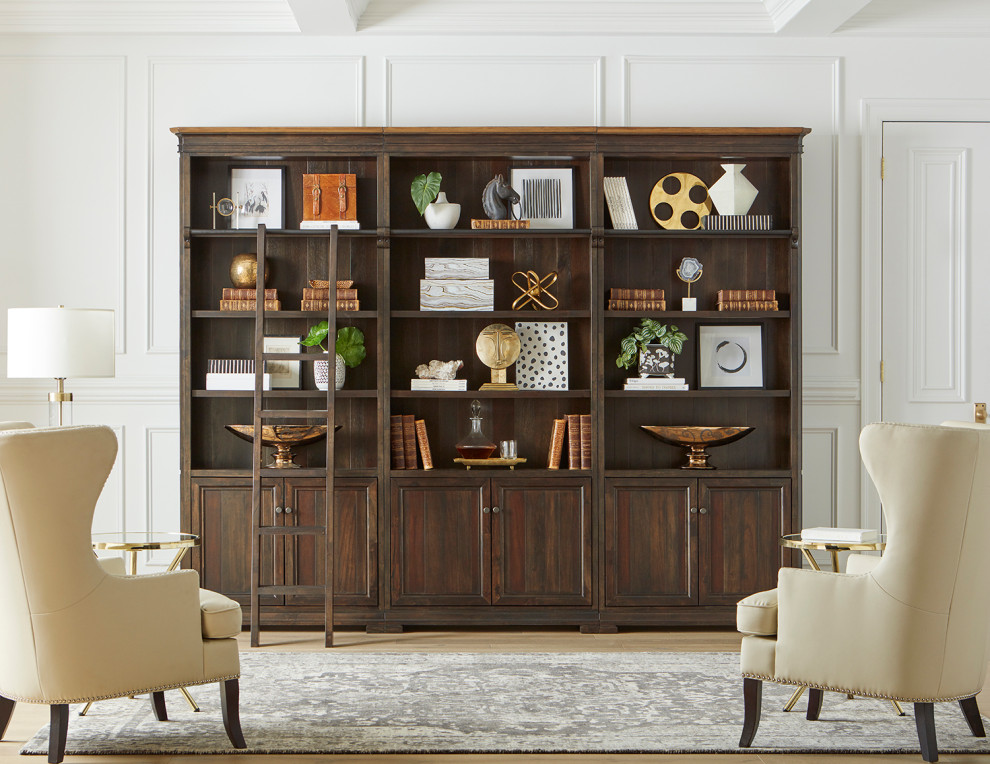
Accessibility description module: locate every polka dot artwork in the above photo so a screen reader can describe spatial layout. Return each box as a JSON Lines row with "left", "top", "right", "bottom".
{"left": 513, "top": 322, "right": 569, "bottom": 390}
{"left": 649, "top": 172, "right": 713, "bottom": 230}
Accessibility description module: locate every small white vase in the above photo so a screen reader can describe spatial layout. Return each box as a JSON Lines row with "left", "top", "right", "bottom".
{"left": 708, "top": 163, "right": 758, "bottom": 216}
{"left": 424, "top": 191, "right": 461, "bottom": 229}
{"left": 315, "top": 354, "right": 346, "bottom": 391}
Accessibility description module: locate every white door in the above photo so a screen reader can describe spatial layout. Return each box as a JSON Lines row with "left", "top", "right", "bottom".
{"left": 882, "top": 122, "right": 990, "bottom": 425}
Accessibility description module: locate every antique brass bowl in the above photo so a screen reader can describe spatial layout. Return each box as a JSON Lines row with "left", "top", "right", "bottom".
{"left": 225, "top": 424, "right": 341, "bottom": 468}
{"left": 641, "top": 425, "right": 754, "bottom": 469}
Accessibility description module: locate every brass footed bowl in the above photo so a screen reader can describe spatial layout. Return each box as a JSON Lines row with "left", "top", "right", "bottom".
{"left": 641, "top": 425, "right": 754, "bottom": 469}
{"left": 225, "top": 424, "right": 341, "bottom": 468}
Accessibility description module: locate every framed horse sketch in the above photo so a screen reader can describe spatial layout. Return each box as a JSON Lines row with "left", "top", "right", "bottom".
{"left": 510, "top": 168, "right": 574, "bottom": 229}
{"left": 230, "top": 166, "right": 285, "bottom": 229}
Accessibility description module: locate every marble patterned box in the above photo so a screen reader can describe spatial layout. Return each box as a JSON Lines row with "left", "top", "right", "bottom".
{"left": 420, "top": 279, "right": 494, "bottom": 311}
{"left": 515, "top": 321, "right": 569, "bottom": 390}
{"left": 424, "top": 258, "right": 489, "bottom": 280}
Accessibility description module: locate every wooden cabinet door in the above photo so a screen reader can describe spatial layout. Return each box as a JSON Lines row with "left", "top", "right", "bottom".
{"left": 391, "top": 478, "right": 491, "bottom": 606}
{"left": 604, "top": 478, "right": 697, "bottom": 606}
{"left": 698, "top": 478, "right": 790, "bottom": 606}
{"left": 190, "top": 477, "right": 279, "bottom": 608}
{"left": 282, "top": 477, "right": 379, "bottom": 608}
{"left": 491, "top": 478, "right": 592, "bottom": 606}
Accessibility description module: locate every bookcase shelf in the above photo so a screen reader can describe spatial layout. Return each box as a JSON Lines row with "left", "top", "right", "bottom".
{"left": 176, "top": 126, "right": 807, "bottom": 632}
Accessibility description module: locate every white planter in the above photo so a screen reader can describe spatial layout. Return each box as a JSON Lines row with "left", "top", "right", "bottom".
{"left": 315, "top": 354, "right": 346, "bottom": 391}
{"left": 424, "top": 192, "right": 461, "bottom": 229}
{"left": 708, "top": 163, "right": 758, "bottom": 216}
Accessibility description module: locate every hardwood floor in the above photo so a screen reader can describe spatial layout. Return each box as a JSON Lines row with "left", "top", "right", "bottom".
{"left": 1, "top": 627, "right": 987, "bottom": 763}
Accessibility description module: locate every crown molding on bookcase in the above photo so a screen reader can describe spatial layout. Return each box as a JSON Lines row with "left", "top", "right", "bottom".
{"left": 803, "top": 376, "right": 860, "bottom": 404}
{"left": 0, "top": 378, "right": 178, "bottom": 405}
{"left": 0, "top": 1, "right": 299, "bottom": 35}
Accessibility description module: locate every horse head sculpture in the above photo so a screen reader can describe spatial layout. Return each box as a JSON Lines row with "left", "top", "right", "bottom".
{"left": 482, "top": 174, "right": 521, "bottom": 221}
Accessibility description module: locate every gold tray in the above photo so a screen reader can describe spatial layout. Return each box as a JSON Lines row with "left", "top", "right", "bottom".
{"left": 453, "top": 457, "right": 527, "bottom": 470}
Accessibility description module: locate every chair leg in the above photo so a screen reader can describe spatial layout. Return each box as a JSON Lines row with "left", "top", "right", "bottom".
{"left": 739, "top": 677, "right": 762, "bottom": 747}
{"left": 915, "top": 701, "right": 938, "bottom": 763}
{"left": 959, "top": 696, "right": 986, "bottom": 737}
{"left": 220, "top": 678, "right": 247, "bottom": 749}
{"left": 48, "top": 704, "right": 68, "bottom": 764}
{"left": 806, "top": 688, "right": 824, "bottom": 721}
{"left": 0, "top": 694, "right": 15, "bottom": 740}
{"left": 150, "top": 691, "right": 167, "bottom": 721}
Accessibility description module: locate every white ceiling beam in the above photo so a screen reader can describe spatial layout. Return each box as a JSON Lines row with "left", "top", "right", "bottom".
{"left": 768, "top": 0, "right": 873, "bottom": 35}
{"left": 286, "top": 0, "right": 370, "bottom": 34}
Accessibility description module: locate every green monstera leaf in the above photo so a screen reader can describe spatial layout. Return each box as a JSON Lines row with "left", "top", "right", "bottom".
{"left": 411, "top": 172, "right": 442, "bottom": 216}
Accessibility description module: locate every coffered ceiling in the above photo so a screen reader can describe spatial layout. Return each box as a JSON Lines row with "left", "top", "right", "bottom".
{"left": 0, "top": 0, "right": 986, "bottom": 36}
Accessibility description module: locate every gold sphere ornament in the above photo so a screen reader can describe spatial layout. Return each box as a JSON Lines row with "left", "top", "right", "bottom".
{"left": 229, "top": 253, "right": 270, "bottom": 288}
{"left": 475, "top": 323, "right": 521, "bottom": 390}
{"left": 649, "top": 172, "right": 713, "bottom": 230}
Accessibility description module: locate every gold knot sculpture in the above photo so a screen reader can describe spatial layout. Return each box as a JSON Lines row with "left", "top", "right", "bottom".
{"left": 511, "top": 270, "right": 559, "bottom": 310}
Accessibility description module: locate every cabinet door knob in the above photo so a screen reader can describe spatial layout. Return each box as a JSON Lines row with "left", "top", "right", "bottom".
{"left": 482, "top": 506, "right": 490, "bottom": 514}
{"left": 699, "top": 507, "right": 708, "bottom": 515}
{"left": 284, "top": 506, "right": 293, "bottom": 514}
{"left": 690, "top": 507, "right": 698, "bottom": 514}
{"left": 274, "top": 506, "right": 283, "bottom": 514}
{"left": 492, "top": 506, "right": 501, "bottom": 514}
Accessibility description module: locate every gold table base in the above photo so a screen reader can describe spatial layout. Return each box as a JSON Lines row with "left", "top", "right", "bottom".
{"left": 80, "top": 545, "right": 199, "bottom": 716}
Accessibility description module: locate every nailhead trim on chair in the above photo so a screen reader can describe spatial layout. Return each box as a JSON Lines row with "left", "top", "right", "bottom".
{"left": 0, "top": 673, "right": 240, "bottom": 705}
{"left": 741, "top": 672, "right": 980, "bottom": 704}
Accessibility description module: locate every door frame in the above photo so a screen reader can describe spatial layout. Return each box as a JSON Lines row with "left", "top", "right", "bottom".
{"left": 860, "top": 98, "right": 990, "bottom": 528}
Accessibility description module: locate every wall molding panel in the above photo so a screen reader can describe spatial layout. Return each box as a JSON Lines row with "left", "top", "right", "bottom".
{"left": 144, "top": 426, "right": 180, "bottom": 568}
{"left": 93, "top": 424, "right": 126, "bottom": 536}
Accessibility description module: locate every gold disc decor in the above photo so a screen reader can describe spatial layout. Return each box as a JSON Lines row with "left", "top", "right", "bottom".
{"left": 476, "top": 323, "right": 521, "bottom": 390}
{"left": 229, "top": 253, "right": 270, "bottom": 288}
{"left": 649, "top": 172, "right": 713, "bottom": 230}
{"left": 511, "top": 270, "right": 559, "bottom": 310}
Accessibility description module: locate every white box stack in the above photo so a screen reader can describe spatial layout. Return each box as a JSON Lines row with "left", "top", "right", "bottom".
{"left": 420, "top": 258, "right": 493, "bottom": 311}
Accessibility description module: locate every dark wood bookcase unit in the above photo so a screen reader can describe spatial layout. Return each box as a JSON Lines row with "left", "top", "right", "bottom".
{"left": 175, "top": 126, "right": 808, "bottom": 632}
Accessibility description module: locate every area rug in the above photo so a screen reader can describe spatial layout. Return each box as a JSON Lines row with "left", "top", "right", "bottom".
{"left": 20, "top": 652, "right": 990, "bottom": 755}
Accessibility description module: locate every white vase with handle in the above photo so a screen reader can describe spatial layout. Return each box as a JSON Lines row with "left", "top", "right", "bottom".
{"left": 708, "top": 163, "right": 758, "bottom": 216}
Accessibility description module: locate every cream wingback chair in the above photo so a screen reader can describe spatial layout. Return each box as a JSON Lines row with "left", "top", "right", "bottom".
{"left": 737, "top": 423, "right": 990, "bottom": 762}
{"left": 0, "top": 425, "right": 247, "bottom": 763}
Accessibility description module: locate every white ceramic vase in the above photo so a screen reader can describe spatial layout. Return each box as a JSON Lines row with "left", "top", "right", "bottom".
{"left": 315, "top": 354, "right": 346, "bottom": 391}
{"left": 424, "top": 191, "right": 461, "bottom": 229}
{"left": 708, "top": 163, "right": 758, "bottom": 216}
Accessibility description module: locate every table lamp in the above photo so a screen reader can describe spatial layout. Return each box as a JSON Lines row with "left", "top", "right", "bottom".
{"left": 7, "top": 306, "right": 115, "bottom": 426}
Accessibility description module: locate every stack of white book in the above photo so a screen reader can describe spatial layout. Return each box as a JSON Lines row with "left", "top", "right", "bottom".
{"left": 410, "top": 379, "right": 468, "bottom": 391}
{"left": 799, "top": 527, "right": 879, "bottom": 543}
{"left": 623, "top": 377, "right": 688, "bottom": 391}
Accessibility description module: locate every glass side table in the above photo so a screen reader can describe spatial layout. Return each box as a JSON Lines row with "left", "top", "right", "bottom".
{"left": 777, "top": 533, "right": 902, "bottom": 716}
{"left": 83, "top": 532, "right": 202, "bottom": 715}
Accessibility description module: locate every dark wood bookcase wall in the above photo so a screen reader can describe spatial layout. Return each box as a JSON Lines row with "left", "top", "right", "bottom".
{"left": 175, "top": 126, "right": 808, "bottom": 632}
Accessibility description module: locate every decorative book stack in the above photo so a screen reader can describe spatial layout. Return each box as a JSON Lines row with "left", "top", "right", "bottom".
{"left": 410, "top": 379, "right": 468, "bottom": 391}
{"left": 302, "top": 280, "right": 359, "bottom": 311}
{"left": 389, "top": 414, "right": 434, "bottom": 470}
{"left": 547, "top": 414, "right": 591, "bottom": 470}
{"left": 716, "top": 289, "right": 778, "bottom": 311}
{"left": 800, "top": 527, "right": 879, "bottom": 543}
{"left": 205, "top": 359, "right": 271, "bottom": 390}
{"left": 603, "top": 177, "right": 638, "bottom": 230}
{"left": 607, "top": 288, "right": 666, "bottom": 311}
{"left": 219, "top": 288, "right": 281, "bottom": 311}
{"left": 420, "top": 258, "right": 493, "bottom": 311}
{"left": 623, "top": 377, "right": 687, "bottom": 391}
{"left": 701, "top": 214, "right": 774, "bottom": 231}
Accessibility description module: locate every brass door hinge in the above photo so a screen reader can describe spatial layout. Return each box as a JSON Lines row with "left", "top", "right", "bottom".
{"left": 880, "top": 360, "right": 885, "bottom": 383}
{"left": 881, "top": 157, "right": 885, "bottom": 180}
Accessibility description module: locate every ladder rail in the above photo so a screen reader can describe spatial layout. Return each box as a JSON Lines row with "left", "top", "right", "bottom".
{"left": 324, "top": 225, "right": 338, "bottom": 648}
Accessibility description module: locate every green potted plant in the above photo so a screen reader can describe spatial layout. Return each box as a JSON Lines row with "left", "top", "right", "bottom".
{"left": 300, "top": 323, "right": 366, "bottom": 390}
{"left": 616, "top": 318, "right": 687, "bottom": 378}
{"left": 411, "top": 171, "right": 460, "bottom": 229}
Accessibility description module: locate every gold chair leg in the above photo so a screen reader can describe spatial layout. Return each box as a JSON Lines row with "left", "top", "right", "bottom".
{"left": 178, "top": 687, "right": 200, "bottom": 712}
{"left": 892, "top": 699, "right": 906, "bottom": 715}
{"left": 78, "top": 701, "right": 93, "bottom": 716}
{"left": 783, "top": 685, "right": 806, "bottom": 711}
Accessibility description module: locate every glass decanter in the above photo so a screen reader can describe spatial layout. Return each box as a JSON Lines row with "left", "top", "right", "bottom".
{"left": 455, "top": 400, "right": 497, "bottom": 459}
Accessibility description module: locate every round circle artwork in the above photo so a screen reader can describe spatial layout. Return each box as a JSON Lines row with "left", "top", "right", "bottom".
{"left": 649, "top": 172, "right": 713, "bottom": 230}
{"left": 715, "top": 340, "right": 748, "bottom": 374}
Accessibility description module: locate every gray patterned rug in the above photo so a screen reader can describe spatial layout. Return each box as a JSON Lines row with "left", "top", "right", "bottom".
{"left": 20, "top": 651, "right": 990, "bottom": 755}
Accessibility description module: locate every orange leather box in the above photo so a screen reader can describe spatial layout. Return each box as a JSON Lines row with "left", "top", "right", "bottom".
{"left": 302, "top": 173, "right": 357, "bottom": 222}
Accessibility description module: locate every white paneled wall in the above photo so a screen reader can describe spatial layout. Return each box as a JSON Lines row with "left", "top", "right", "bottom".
{"left": 2, "top": 33, "right": 984, "bottom": 564}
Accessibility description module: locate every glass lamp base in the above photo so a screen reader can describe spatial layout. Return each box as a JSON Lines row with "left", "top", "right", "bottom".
{"left": 49, "top": 398, "right": 73, "bottom": 427}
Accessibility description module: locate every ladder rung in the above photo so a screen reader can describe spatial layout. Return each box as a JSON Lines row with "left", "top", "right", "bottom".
{"left": 258, "top": 526, "right": 326, "bottom": 536}
{"left": 261, "top": 352, "right": 313, "bottom": 361}
{"left": 257, "top": 585, "right": 325, "bottom": 595}
{"left": 259, "top": 409, "right": 330, "bottom": 418}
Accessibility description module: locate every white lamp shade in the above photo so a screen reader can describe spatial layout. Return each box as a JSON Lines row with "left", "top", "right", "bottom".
{"left": 7, "top": 308, "right": 115, "bottom": 379}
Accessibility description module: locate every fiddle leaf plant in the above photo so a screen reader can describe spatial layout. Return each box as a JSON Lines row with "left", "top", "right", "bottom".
{"left": 616, "top": 318, "right": 687, "bottom": 369}
{"left": 410, "top": 171, "right": 442, "bottom": 216}
{"left": 300, "top": 323, "right": 367, "bottom": 368}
